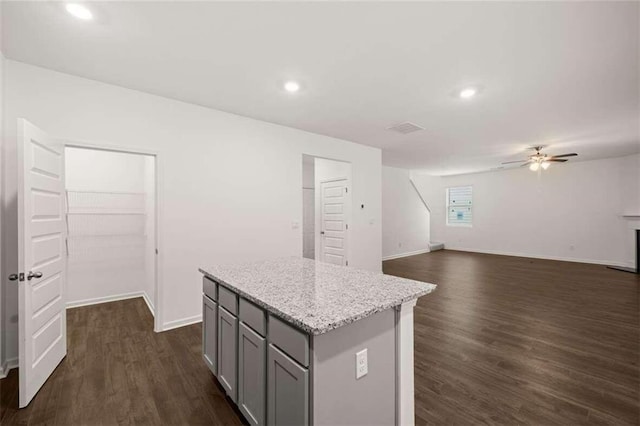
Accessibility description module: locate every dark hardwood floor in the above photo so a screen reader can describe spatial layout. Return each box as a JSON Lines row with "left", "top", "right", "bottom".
{"left": 0, "top": 298, "right": 245, "bottom": 426}
{"left": 1, "top": 250, "right": 638, "bottom": 425}
{"left": 384, "top": 250, "right": 639, "bottom": 425}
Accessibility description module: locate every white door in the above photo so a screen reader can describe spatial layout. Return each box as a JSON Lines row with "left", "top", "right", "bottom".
{"left": 17, "top": 119, "right": 67, "bottom": 408}
{"left": 320, "top": 179, "right": 349, "bottom": 266}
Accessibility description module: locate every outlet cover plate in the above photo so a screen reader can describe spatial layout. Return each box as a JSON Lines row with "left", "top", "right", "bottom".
{"left": 356, "top": 348, "right": 368, "bottom": 379}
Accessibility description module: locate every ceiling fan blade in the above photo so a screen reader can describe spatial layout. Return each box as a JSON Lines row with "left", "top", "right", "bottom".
{"left": 502, "top": 159, "right": 528, "bottom": 164}
{"left": 549, "top": 153, "right": 578, "bottom": 158}
{"left": 520, "top": 161, "right": 533, "bottom": 167}
{"left": 547, "top": 159, "right": 567, "bottom": 162}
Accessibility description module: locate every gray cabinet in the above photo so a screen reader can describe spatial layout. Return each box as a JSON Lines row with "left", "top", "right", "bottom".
{"left": 218, "top": 306, "right": 238, "bottom": 402}
{"left": 202, "top": 296, "right": 218, "bottom": 375}
{"left": 238, "top": 322, "right": 266, "bottom": 426}
{"left": 204, "top": 276, "right": 311, "bottom": 426}
{"left": 268, "top": 344, "right": 309, "bottom": 426}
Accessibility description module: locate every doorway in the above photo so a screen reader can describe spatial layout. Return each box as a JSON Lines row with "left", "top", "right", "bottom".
{"left": 301, "top": 155, "right": 352, "bottom": 266}
{"left": 13, "top": 120, "right": 161, "bottom": 408}
{"left": 64, "top": 146, "right": 157, "bottom": 320}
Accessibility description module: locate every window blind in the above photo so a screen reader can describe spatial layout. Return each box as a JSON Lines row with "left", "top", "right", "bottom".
{"left": 447, "top": 186, "right": 472, "bottom": 225}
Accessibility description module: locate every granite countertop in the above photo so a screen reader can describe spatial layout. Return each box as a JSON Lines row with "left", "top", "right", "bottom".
{"left": 199, "top": 257, "right": 436, "bottom": 335}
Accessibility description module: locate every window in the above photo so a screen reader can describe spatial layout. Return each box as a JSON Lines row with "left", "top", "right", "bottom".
{"left": 447, "top": 186, "right": 472, "bottom": 226}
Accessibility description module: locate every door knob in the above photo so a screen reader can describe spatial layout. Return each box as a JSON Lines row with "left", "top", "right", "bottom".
{"left": 8, "top": 274, "right": 19, "bottom": 281}
{"left": 27, "top": 271, "right": 43, "bottom": 280}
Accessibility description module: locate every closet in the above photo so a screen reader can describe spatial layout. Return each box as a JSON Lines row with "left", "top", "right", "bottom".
{"left": 65, "top": 147, "right": 156, "bottom": 316}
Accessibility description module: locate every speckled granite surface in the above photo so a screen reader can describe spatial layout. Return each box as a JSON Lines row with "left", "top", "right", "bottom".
{"left": 199, "top": 257, "right": 436, "bottom": 335}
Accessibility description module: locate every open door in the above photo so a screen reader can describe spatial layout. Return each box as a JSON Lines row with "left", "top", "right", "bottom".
{"left": 16, "top": 119, "right": 67, "bottom": 408}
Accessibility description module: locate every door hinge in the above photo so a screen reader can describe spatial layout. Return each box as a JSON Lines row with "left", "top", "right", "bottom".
{"left": 346, "top": 260, "right": 349, "bottom": 266}
{"left": 155, "top": 248, "right": 158, "bottom": 255}
{"left": 346, "top": 224, "right": 349, "bottom": 230}
{"left": 345, "top": 187, "right": 348, "bottom": 193}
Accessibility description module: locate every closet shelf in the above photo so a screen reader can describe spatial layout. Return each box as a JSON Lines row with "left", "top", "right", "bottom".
{"left": 66, "top": 211, "right": 146, "bottom": 216}
{"left": 67, "top": 233, "right": 147, "bottom": 238}
{"left": 66, "top": 190, "right": 146, "bottom": 195}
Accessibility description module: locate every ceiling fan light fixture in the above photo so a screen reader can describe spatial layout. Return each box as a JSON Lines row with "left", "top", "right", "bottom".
{"left": 503, "top": 147, "right": 577, "bottom": 171}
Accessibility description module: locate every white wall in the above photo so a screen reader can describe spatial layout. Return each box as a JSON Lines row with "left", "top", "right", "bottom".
{"left": 302, "top": 155, "right": 315, "bottom": 259}
{"left": 2, "top": 60, "right": 382, "bottom": 361}
{"left": 65, "top": 147, "right": 148, "bottom": 192}
{"left": 64, "top": 147, "right": 155, "bottom": 307}
{"left": 314, "top": 158, "right": 352, "bottom": 263}
{"left": 381, "top": 166, "right": 430, "bottom": 260}
{"left": 411, "top": 154, "right": 640, "bottom": 267}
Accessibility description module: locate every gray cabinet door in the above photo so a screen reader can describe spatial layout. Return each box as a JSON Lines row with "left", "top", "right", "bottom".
{"left": 238, "top": 323, "right": 266, "bottom": 426}
{"left": 218, "top": 306, "right": 238, "bottom": 402}
{"left": 202, "top": 296, "right": 217, "bottom": 375}
{"left": 267, "top": 344, "right": 309, "bottom": 426}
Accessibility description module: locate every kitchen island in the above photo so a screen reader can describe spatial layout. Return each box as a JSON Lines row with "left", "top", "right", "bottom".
{"left": 199, "top": 257, "right": 436, "bottom": 426}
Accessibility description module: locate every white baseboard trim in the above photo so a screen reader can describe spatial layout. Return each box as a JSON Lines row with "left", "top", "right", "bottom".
{"left": 142, "top": 291, "right": 155, "bottom": 317}
{"left": 162, "top": 315, "right": 202, "bottom": 332}
{"left": 0, "top": 357, "right": 19, "bottom": 379}
{"left": 383, "top": 248, "right": 430, "bottom": 261}
{"left": 444, "top": 246, "right": 632, "bottom": 268}
{"left": 66, "top": 291, "right": 147, "bottom": 309}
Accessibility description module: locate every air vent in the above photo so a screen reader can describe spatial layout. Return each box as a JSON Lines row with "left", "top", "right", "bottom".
{"left": 386, "top": 121, "right": 425, "bottom": 134}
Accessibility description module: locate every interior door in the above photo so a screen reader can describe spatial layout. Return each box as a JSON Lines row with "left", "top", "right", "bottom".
{"left": 17, "top": 119, "right": 67, "bottom": 408}
{"left": 320, "top": 179, "right": 348, "bottom": 266}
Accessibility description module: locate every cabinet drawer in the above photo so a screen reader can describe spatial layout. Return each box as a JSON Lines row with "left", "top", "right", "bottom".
{"left": 268, "top": 315, "right": 309, "bottom": 367}
{"left": 218, "top": 285, "right": 238, "bottom": 315}
{"left": 239, "top": 298, "right": 266, "bottom": 336}
{"left": 203, "top": 276, "right": 217, "bottom": 301}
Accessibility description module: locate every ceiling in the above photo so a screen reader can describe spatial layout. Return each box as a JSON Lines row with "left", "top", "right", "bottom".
{"left": 2, "top": 1, "right": 639, "bottom": 175}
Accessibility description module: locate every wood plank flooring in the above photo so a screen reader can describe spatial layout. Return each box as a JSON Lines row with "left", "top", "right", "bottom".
{"left": 0, "top": 298, "right": 245, "bottom": 426}
{"left": 1, "top": 250, "right": 638, "bottom": 425}
{"left": 384, "top": 250, "right": 639, "bottom": 425}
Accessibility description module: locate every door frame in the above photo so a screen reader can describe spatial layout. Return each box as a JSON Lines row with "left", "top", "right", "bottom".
{"left": 318, "top": 176, "right": 351, "bottom": 266}
{"left": 61, "top": 139, "right": 164, "bottom": 333}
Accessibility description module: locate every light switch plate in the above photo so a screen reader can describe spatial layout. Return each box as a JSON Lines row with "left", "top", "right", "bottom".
{"left": 356, "top": 348, "right": 368, "bottom": 379}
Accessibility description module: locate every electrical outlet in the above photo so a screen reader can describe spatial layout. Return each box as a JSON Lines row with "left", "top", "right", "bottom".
{"left": 356, "top": 348, "right": 368, "bottom": 379}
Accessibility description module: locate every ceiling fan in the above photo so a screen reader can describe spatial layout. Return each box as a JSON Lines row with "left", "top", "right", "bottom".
{"left": 502, "top": 146, "right": 578, "bottom": 171}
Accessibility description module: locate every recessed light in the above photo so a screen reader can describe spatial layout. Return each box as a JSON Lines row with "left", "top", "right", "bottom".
{"left": 66, "top": 3, "right": 93, "bottom": 20}
{"left": 459, "top": 87, "right": 477, "bottom": 99}
{"left": 284, "top": 81, "right": 301, "bottom": 93}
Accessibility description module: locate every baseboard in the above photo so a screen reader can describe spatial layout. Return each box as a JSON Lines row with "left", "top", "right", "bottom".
{"left": 444, "top": 246, "right": 633, "bottom": 268}
{"left": 162, "top": 315, "right": 202, "bottom": 332}
{"left": 0, "top": 357, "right": 18, "bottom": 379}
{"left": 66, "top": 291, "right": 147, "bottom": 309}
{"left": 382, "top": 248, "right": 430, "bottom": 261}
{"left": 142, "top": 291, "right": 155, "bottom": 317}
